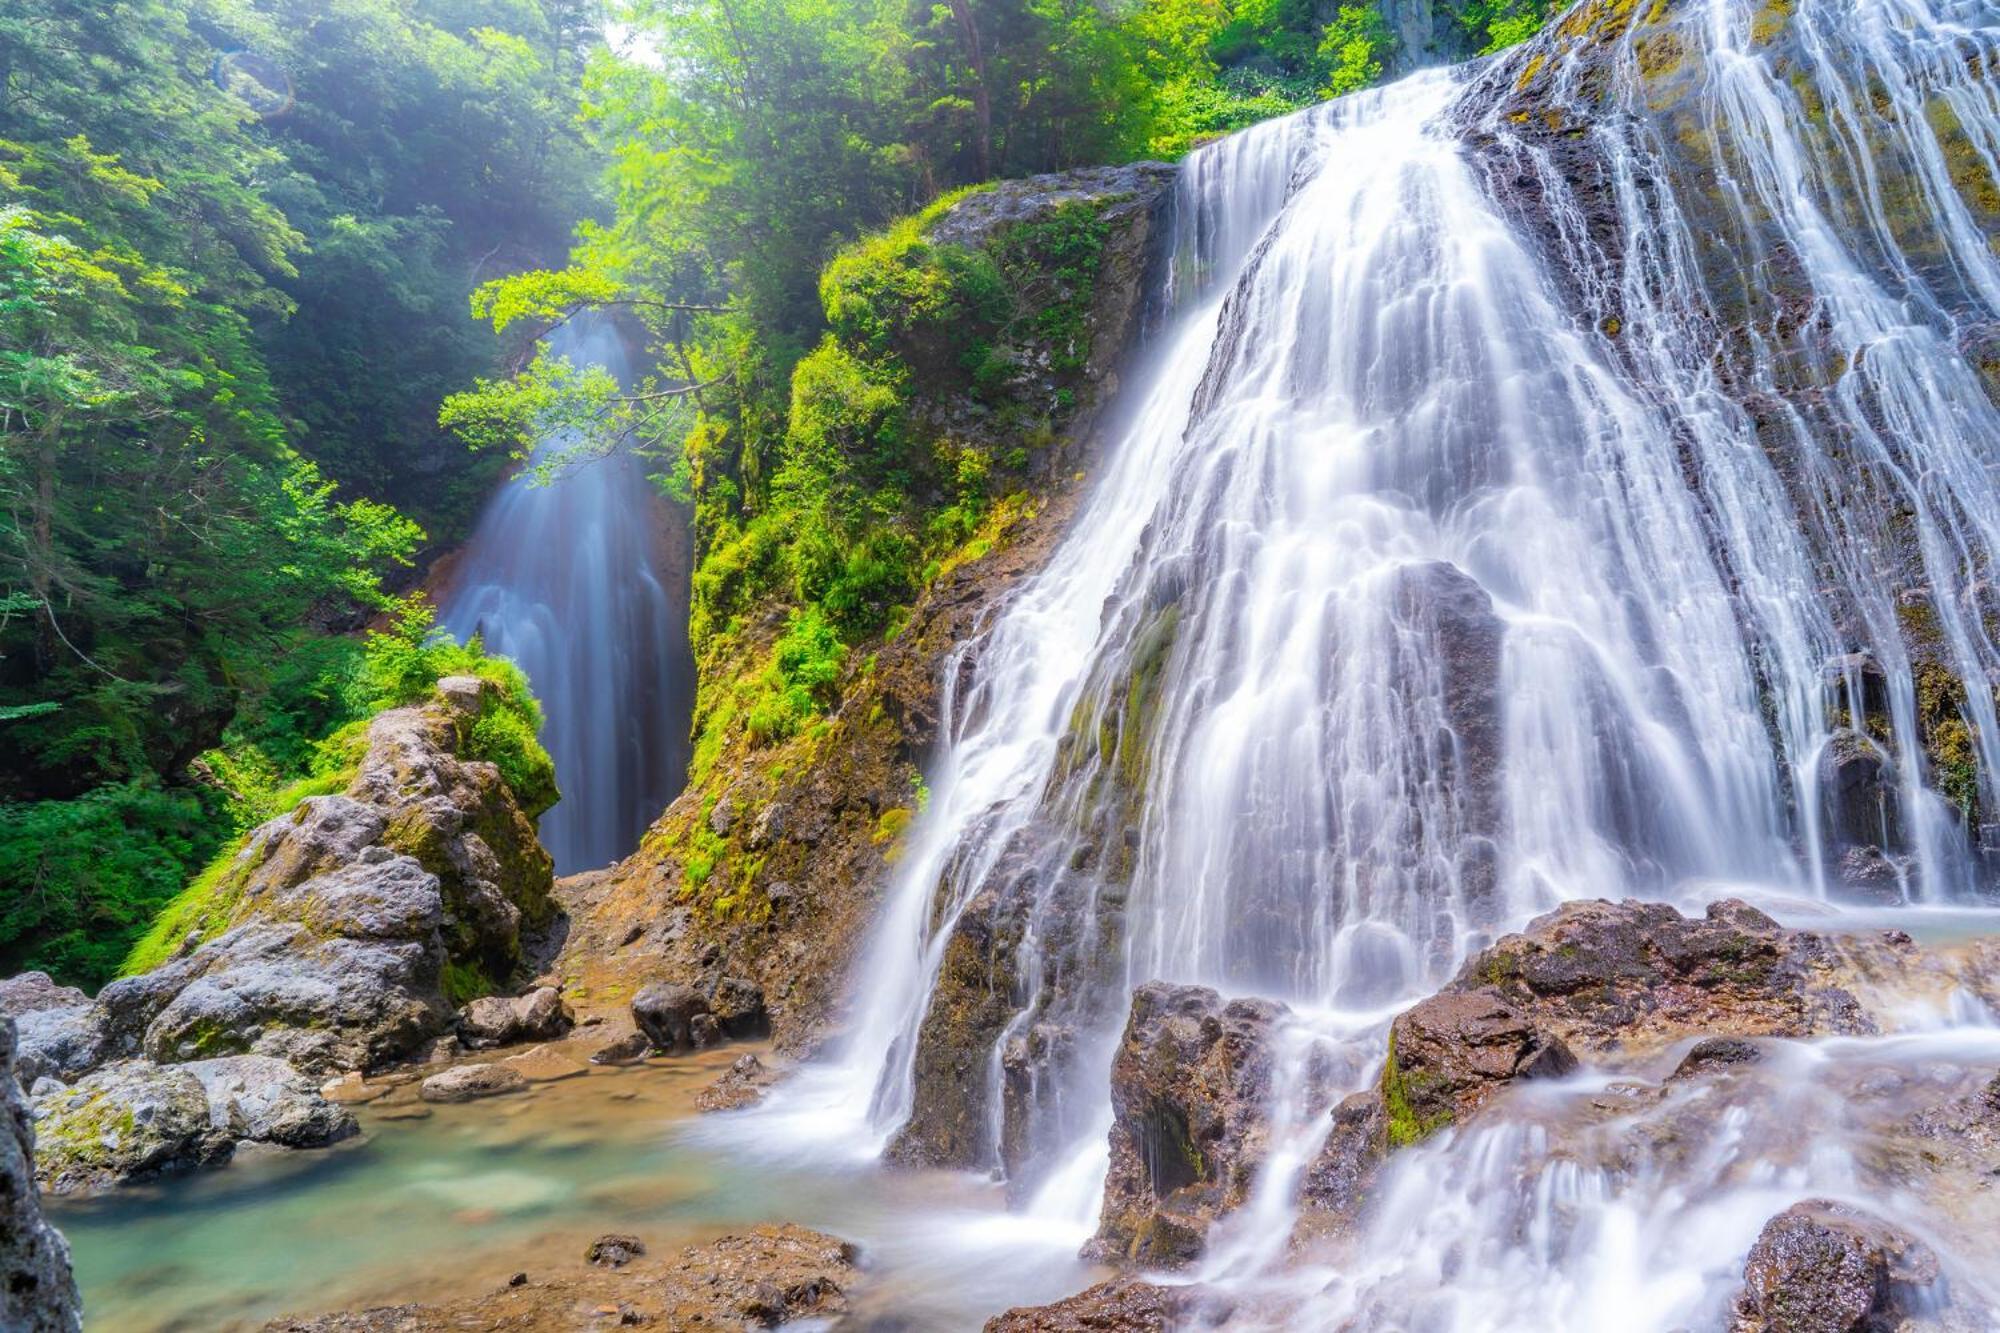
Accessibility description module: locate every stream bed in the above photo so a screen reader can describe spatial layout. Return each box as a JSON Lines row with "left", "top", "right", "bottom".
{"left": 51, "top": 1045, "right": 1098, "bottom": 1331}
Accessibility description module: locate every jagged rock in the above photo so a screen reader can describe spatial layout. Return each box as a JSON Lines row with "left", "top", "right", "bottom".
{"left": 1, "top": 1018, "right": 82, "bottom": 1331}
{"left": 631, "top": 982, "right": 710, "bottom": 1053}
{"left": 1389, "top": 561, "right": 1506, "bottom": 921}
{"left": 457, "top": 986, "right": 573, "bottom": 1048}
{"left": 264, "top": 1224, "right": 857, "bottom": 1332}
{"left": 1455, "top": 898, "right": 1872, "bottom": 1054}
{"left": 1297, "top": 900, "right": 1873, "bottom": 1237}
{"left": 418, "top": 1063, "right": 527, "bottom": 1103}
{"left": 586, "top": 1234, "right": 646, "bottom": 1268}
{"left": 983, "top": 1278, "right": 1234, "bottom": 1332}
{"left": 1379, "top": 990, "right": 1576, "bottom": 1143}
{"left": 30, "top": 1054, "right": 355, "bottom": 1194}
{"left": 696, "top": 1053, "right": 777, "bottom": 1113}
{"left": 1731, "top": 1200, "right": 1940, "bottom": 1332}
{"left": 1087, "top": 982, "right": 1290, "bottom": 1268}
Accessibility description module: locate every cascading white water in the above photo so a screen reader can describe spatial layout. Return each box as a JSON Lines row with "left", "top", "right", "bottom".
{"left": 440, "top": 316, "right": 693, "bottom": 873}
{"left": 729, "top": 0, "right": 2000, "bottom": 1324}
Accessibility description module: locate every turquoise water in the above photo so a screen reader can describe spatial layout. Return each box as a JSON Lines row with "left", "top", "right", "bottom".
{"left": 50, "top": 1049, "right": 1098, "bottom": 1331}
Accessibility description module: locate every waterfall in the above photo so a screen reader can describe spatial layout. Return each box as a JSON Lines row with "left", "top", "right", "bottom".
{"left": 439, "top": 316, "right": 694, "bottom": 873}
{"left": 729, "top": 0, "right": 2000, "bottom": 1321}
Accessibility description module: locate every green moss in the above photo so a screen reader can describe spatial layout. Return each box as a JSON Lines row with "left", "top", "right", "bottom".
{"left": 1380, "top": 1030, "right": 1454, "bottom": 1150}
{"left": 442, "top": 958, "right": 495, "bottom": 1006}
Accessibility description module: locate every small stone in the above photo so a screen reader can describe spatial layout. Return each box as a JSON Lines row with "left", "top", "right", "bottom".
{"left": 419, "top": 1064, "right": 528, "bottom": 1104}
{"left": 508, "top": 1272, "right": 528, "bottom": 1287}
{"left": 586, "top": 1234, "right": 646, "bottom": 1268}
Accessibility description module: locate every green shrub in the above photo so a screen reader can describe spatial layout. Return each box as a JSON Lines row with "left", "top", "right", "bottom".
{"left": 0, "top": 784, "right": 223, "bottom": 991}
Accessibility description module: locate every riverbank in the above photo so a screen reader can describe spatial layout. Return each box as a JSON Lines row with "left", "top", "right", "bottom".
{"left": 50, "top": 1038, "right": 1103, "bottom": 1331}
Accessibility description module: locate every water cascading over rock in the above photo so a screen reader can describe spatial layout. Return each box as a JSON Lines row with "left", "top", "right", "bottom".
{"left": 441, "top": 315, "right": 694, "bottom": 874}
{"left": 796, "top": 0, "right": 2000, "bottom": 1323}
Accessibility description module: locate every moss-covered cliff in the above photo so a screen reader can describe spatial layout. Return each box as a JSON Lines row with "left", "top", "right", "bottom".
{"left": 554, "top": 165, "right": 1178, "bottom": 1049}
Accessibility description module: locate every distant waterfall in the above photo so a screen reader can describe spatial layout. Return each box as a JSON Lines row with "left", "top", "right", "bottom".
{"left": 439, "top": 315, "right": 694, "bottom": 873}
{"left": 768, "top": 0, "right": 2000, "bottom": 1299}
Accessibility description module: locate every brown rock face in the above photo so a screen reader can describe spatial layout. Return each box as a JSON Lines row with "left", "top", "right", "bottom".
{"left": 1298, "top": 899, "right": 1874, "bottom": 1237}
{"left": 1732, "top": 1200, "right": 1940, "bottom": 1333}
{"left": 1087, "top": 983, "right": 1290, "bottom": 1268}
{"left": 1380, "top": 990, "right": 1576, "bottom": 1144}
{"left": 1457, "top": 898, "right": 1872, "bottom": 1055}
{"left": 983, "top": 1278, "right": 1235, "bottom": 1332}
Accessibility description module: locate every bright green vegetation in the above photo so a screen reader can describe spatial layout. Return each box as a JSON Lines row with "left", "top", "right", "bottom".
{"left": 116, "top": 599, "right": 554, "bottom": 980}
{"left": 0, "top": 0, "right": 591, "bottom": 988}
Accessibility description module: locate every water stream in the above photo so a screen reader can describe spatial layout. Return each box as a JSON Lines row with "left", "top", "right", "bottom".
{"left": 747, "top": 0, "right": 2000, "bottom": 1323}
{"left": 439, "top": 315, "right": 694, "bottom": 873}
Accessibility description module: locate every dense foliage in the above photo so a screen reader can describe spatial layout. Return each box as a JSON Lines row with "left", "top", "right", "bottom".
{"left": 0, "top": 0, "right": 591, "bottom": 986}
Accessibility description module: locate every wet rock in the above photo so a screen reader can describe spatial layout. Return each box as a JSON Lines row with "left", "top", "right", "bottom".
{"left": 695, "top": 1053, "right": 777, "bottom": 1113}
{"left": 586, "top": 1234, "right": 646, "bottom": 1268}
{"left": 1818, "top": 731, "right": 1912, "bottom": 894}
{"left": 418, "top": 1063, "right": 527, "bottom": 1103}
{"left": 1389, "top": 561, "right": 1506, "bottom": 919}
{"left": 984, "top": 1279, "right": 1234, "bottom": 1332}
{"left": 30, "top": 1053, "right": 355, "bottom": 1195}
{"left": 1, "top": 1018, "right": 82, "bottom": 1331}
{"left": 1672, "top": 1037, "right": 1764, "bottom": 1080}
{"left": 689, "top": 1012, "right": 723, "bottom": 1048}
{"left": 1087, "top": 982, "right": 1290, "bottom": 1268}
{"left": 1731, "top": 1200, "right": 1940, "bottom": 1332}
{"left": 457, "top": 986, "right": 574, "bottom": 1048}
{"left": 1453, "top": 898, "right": 1871, "bottom": 1055}
{"left": 631, "top": 982, "right": 710, "bottom": 1053}
{"left": 1379, "top": 989, "right": 1577, "bottom": 1143}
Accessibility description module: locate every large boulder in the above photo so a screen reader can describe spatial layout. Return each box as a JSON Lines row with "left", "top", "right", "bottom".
{"left": 1087, "top": 983, "right": 1290, "bottom": 1268}
{"left": 1731, "top": 1200, "right": 1940, "bottom": 1332}
{"left": 1, "top": 1018, "right": 81, "bottom": 1331}
{"left": 1297, "top": 899, "right": 1874, "bottom": 1234}
{"left": 31, "top": 1055, "right": 355, "bottom": 1194}
{"left": 1453, "top": 898, "right": 1872, "bottom": 1055}
{"left": 89, "top": 680, "right": 557, "bottom": 1080}
{"left": 1377, "top": 990, "right": 1575, "bottom": 1145}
